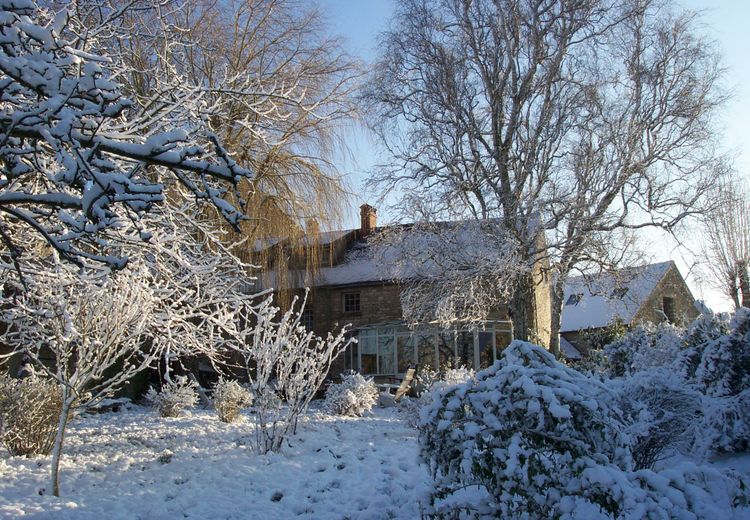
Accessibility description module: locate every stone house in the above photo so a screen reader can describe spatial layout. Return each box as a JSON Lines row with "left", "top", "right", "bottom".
{"left": 559, "top": 261, "right": 699, "bottom": 358}
{"left": 255, "top": 205, "right": 552, "bottom": 380}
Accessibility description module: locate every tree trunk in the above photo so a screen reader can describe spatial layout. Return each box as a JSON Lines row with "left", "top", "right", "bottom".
{"left": 549, "top": 278, "right": 565, "bottom": 360}
{"left": 739, "top": 259, "right": 750, "bottom": 308}
{"left": 51, "top": 393, "right": 74, "bottom": 497}
{"left": 509, "top": 274, "right": 535, "bottom": 343}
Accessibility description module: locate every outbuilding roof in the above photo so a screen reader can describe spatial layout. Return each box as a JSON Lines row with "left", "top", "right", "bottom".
{"left": 560, "top": 261, "right": 675, "bottom": 333}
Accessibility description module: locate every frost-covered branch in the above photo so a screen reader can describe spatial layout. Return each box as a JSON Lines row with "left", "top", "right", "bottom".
{"left": 0, "top": 1, "right": 254, "bottom": 271}
{"left": 370, "top": 219, "right": 526, "bottom": 329}
{"left": 229, "top": 292, "right": 353, "bottom": 453}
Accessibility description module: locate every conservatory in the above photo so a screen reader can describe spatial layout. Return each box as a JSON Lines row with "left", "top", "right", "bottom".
{"left": 341, "top": 321, "right": 514, "bottom": 377}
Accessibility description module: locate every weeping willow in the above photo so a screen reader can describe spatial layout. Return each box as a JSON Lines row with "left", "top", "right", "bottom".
{"left": 65, "top": 0, "right": 360, "bottom": 306}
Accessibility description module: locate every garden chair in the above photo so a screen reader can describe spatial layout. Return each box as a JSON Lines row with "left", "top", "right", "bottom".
{"left": 377, "top": 366, "right": 417, "bottom": 407}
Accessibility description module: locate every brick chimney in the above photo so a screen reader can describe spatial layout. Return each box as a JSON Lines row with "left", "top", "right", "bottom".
{"left": 306, "top": 218, "right": 320, "bottom": 238}
{"left": 360, "top": 204, "right": 377, "bottom": 235}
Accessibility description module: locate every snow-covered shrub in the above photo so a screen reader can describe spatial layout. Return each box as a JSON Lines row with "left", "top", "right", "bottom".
{"left": 604, "top": 322, "right": 683, "bottom": 377}
{"left": 679, "top": 312, "right": 731, "bottom": 383}
{"left": 230, "top": 294, "right": 353, "bottom": 453}
{"left": 690, "top": 308, "right": 750, "bottom": 397}
{"left": 324, "top": 372, "right": 378, "bottom": 416}
{"left": 693, "top": 390, "right": 750, "bottom": 457}
{"left": 420, "top": 341, "right": 632, "bottom": 517}
{"left": 0, "top": 374, "right": 62, "bottom": 456}
{"left": 398, "top": 364, "right": 475, "bottom": 429}
{"left": 420, "top": 341, "right": 750, "bottom": 518}
{"left": 613, "top": 368, "right": 701, "bottom": 469}
{"left": 147, "top": 377, "right": 198, "bottom": 418}
{"left": 213, "top": 378, "right": 253, "bottom": 423}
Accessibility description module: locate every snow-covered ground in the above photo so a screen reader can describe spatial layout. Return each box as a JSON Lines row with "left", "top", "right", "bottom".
{"left": 0, "top": 405, "right": 431, "bottom": 519}
{"left": 3, "top": 403, "right": 749, "bottom": 519}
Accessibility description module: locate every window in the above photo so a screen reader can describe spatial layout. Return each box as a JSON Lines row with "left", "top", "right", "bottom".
{"left": 377, "top": 332, "right": 395, "bottom": 375}
{"left": 437, "top": 333, "right": 455, "bottom": 368}
{"left": 416, "top": 334, "right": 437, "bottom": 370}
{"left": 478, "top": 332, "right": 494, "bottom": 368}
{"left": 353, "top": 322, "right": 513, "bottom": 375}
{"left": 456, "top": 332, "right": 474, "bottom": 369}
{"left": 495, "top": 330, "right": 513, "bottom": 359}
{"left": 359, "top": 333, "right": 377, "bottom": 375}
{"left": 301, "top": 304, "right": 313, "bottom": 331}
{"left": 611, "top": 287, "right": 628, "bottom": 299}
{"left": 566, "top": 293, "right": 583, "bottom": 306}
{"left": 342, "top": 292, "right": 360, "bottom": 314}
{"left": 397, "top": 336, "right": 416, "bottom": 373}
{"left": 662, "top": 296, "right": 676, "bottom": 323}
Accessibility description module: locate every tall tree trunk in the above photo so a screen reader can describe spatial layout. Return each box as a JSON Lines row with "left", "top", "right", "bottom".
{"left": 51, "top": 392, "right": 74, "bottom": 497}
{"left": 509, "top": 274, "right": 535, "bottom": 343}
{"left": 549, "top": 277, "right": 566, "bottom": 360}
{"left": 739, "top": 259, "right": 750, "bottom": 308}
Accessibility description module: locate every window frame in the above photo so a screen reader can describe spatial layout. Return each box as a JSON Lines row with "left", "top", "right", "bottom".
{"left": 342, "top": 291, "right": 361, "bottom": 314}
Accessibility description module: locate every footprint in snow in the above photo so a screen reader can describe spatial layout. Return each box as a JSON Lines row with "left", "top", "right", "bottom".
{"left": 271, "top": 491, "right": 284, "bottom": 502}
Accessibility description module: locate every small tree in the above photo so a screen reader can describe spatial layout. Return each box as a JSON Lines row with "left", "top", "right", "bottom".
{"left": 231, "top": 293, "right": 353, "bottom": 453}
{"left": 2, "top": 265, "right": 157, "bottom": 496}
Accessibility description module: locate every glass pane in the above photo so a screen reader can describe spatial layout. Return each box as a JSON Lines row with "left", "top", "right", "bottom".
{"left": 416, "top": 334, "right": 437, "bottom": 371}
{"left": 343, "top": 342, "right": 353, "bottom": 371}
{"left": 378, "top": 334, "right": 395, "bottom": 375}
{"left": 437, "top": 333, "right": 455, "bottom": 369}
{"left": 495, "top": 330, "right": 513, "bottom": 359}
{"left": 397, "top": 336, "right": 416, "bottom": 373}
{"left": 478, "top": 332, "right": 494, "bottom": 368}
{"left": 359, "top": 334, "right": 377, "bottom": 375}
{"left": 456, "top": 331, "right": 474, "bottom": 369}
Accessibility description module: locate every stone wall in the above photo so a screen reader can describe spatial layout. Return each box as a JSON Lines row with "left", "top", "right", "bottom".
{"left": 631, "top": 265, "right": 699, "bottom": 327}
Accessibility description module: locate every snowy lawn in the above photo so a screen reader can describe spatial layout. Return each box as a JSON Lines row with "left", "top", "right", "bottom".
{"left": 0, "top": 405, "right": 431, "bottom": 519}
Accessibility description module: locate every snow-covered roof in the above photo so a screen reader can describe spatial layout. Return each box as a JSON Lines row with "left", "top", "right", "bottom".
{"left": 257, "top": 219, "right": 515, "bottom": 290}
{"left": 560, "top": 261, "right": 674, "bottom": 332}
{"left": 252, "top": 230, "right": 352, "bottom": 252}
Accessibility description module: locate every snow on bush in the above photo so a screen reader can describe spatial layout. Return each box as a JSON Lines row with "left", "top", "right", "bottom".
{"left": 147, "top": 376, "right": 198, "bottom": 418}
{"left": 0, "top": 374, "right": 62, "bottom": 456}
{"left": 604, "top": 322, "right": 683, "bottom": 378}
{"left": 693, "top": 390, "right": 750, "bottom": 457}
{"left": 399, "top": 363, "right": 476, "bottom": 429}
{"left": 420, "top": 341, "right": 631, "bottom": 517}
{"left": 688, "top": 308, "right": 750, "bottom": 398}
{"left": 213, "top": 378, "right": 253, "bottom": 423}
{"left": 324, "top": 372, "right": 378, "bottom": 416}
{"left": 612, "top": 368, "right": 701, "bottom": 469}
{"left": 419, "top": 341, "right": 749, "bottom": 519}
{"left": 677, "top": 310, "right": 750, "bottom": 457}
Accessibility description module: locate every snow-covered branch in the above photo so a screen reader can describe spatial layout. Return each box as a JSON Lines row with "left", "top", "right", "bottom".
{"left": 0, "top": 1, "right": 254, "bottom": 271}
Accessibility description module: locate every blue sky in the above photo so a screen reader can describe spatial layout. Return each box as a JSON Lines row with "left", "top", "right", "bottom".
{"left": 320, "top": 0, "right": 748, "bottom": 310}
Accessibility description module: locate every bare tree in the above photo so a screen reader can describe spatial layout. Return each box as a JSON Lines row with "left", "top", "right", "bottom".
{"left": 702, "top": 180, "right": 750, "bottom": 309}
{"left": 363, "top": 0, "right": 727, "bottom": 354}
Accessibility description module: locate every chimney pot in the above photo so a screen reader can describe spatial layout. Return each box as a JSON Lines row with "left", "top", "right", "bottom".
{"left": 360, "top": 204, "right": 377, "bottom": 235}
